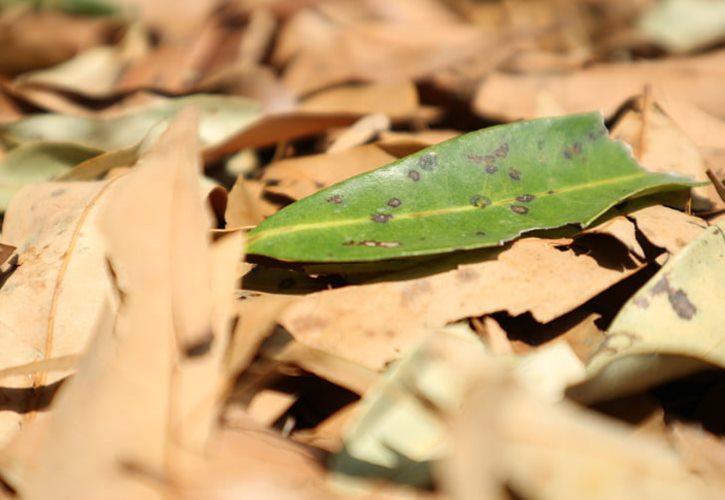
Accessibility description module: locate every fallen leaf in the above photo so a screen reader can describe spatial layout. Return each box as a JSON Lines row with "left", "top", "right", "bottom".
{"left": 627, "top": 204, "right": 708, "bottom": 256}
{"left": 570, "top": 220, "right": 725, "bottom": 402}
{"left": 0, "top": 180, "right": 118, "bottom": 445}
{"left": 639, "top": 0, "right": 725, "bottom": 53}
{"left": 610, "top": 97, "right": 723, "bottom": 210}
{"left": 299, "top": 81, "right": 419, "bottom": 121}
{"left": 260, "top": 144, "right": 396, "bottom": 201}
{"left": 247, "top": 112, "right": 698, "bottom": 262}
{"left": 474, "top": 49, "right": 725, "bottom": 121}
{"left": 0, "top": 141, "right": 103, "bottom": 209}
{"left": 0, "top": 94, "right": 261, "bottom": 153}
{"left": 280, "top": 237, "right": 640, "bottom": 370}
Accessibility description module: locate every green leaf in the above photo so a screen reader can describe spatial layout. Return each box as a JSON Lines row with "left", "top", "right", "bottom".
{"left": 247, "top": 112, "right": 700, "bottom": 262}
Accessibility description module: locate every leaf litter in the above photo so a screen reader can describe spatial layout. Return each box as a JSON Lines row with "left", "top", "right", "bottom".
{"left": 0, "top": 1, "right": 724, "bottom": 499}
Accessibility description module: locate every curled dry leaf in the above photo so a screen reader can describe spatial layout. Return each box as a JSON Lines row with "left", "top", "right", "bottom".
{"left": 570, "top": 220, "right": 725, "bottom": 403}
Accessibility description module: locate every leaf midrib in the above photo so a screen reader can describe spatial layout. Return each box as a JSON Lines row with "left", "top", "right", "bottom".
{"left": 248, "top": 171, "right": 652, "bottom": 245}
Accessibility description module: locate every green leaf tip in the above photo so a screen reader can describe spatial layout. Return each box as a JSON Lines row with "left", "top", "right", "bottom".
{"left": 247, "top": 112, "right": 698, "bottom": 263}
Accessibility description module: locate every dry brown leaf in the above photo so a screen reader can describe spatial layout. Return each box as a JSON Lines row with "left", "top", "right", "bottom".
{"left": 170, "top": 426, "right": 334, "bottom": 500}
{"left": 441, "top": 350, "right": 721, "bottom": 500}
{"left": 611, "top": 97, "right": 723, "bottom": 210}
{"left": 225, "top": 178, "right": 280, "bottom": 229}
{"left": 299, "top": 81, "right": 419, "bottom": 121}
{"left": 669, "top": 423, "right": 725, "bottom": 488}
{"left": 173, "top": 230, "right": 244, "bottom": 450}
{"left": 283, "top": 21, "right": 507, "bottom": 96}
{"left": 204, "top": 112, "right": 360, "bottom": 162}
{"left": 261, "top": 144, "right": 396, "bottom": 201}
{"left": 375, "top": 129, "right": 460, "bottom": 158}
{"left": 226, "top": 294, "right": 298, "bottom": 378}
{"left": 3, "top": 109, "right": 234, "bottom": 499}
{"left": 14, "top": 23, "right": 149, "bottom": 99}
{"left": 579, "top": 216, "right": 645, "bottom": 260}
{"left": 0, "top": 10, "right": 117, "bottom": 76}
{"left": 627, "top": 205, "right": 709, "bottom": 256}
{"left": 474, "top": 49, "right": 725, "bottom": 121}
{"left": 0, "top": 180, "right": 118, "bottom": 445}
{"left": 281, "top": 238, "right": 640, "bottom": 370}
{"left": 326, "top": 113, "right": 391, "bottom": 153}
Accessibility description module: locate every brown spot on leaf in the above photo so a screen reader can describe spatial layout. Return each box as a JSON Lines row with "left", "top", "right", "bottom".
{"left": 563, "top": 142, "right": 583, "bottom": 160}
{"left": 371, "top": 213, "right": 393, "bottom": 223}
{"left": 486, "top": 165, "right": 498, "bottom": 174}
{"left": 547, "top": 190, "right": 556, "bottom": 195}
{"left": 408, "top": 169, "right": 421, "bottom": 182}
{"left": 346, "top": 239, "right": 401, "bottom": 248}
{"left": 470, "top": 195, "right": 492, "bottom": 208}
{"left": 326, "top": 194, "right": 343, "bottom": 204}
{"left": 264, "top": 178, "right": 281, "bottom": 186}
{"left": 475, "top": 230, "right": 486, "bottom": 236}
{"left": 650, "top": 276, "right": 697, "bottom": 320}
{"left": 494, "top": 143, "right": 509, "bottom": 158}
{"left": 508, "top": 168, "right": 521, "bottom": 180}
{"left": 418, "top": 152, "right": 437, "bottom": 171}
{"left": 387, "top": 198, "right": 402, "bottom": 208}
{"left": 669, "top": 290, "right": 696, "bottom": 320}
{"left": 510, "top": 205, "right": 528, "bottom": 214}
{"left": 516, "top": 194, "right": 535, "bottom": 202}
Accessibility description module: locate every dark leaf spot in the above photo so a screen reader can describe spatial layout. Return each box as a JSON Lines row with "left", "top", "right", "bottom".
{"left": 326, "top": 194, "right": 343, "bottom": 204}
{"left": 563, "top": 142, "right": 582, "bottom": 160}
{"left": 475, "top": 231, "right": 486, "bottom": 236}
{"left": 669, "top": 290, "right": 696, "bottom": 320}
{"left": 387, "top": 198, "right": 402, "bottom": 208}
{"left": 649, "top": 276, "right": 697, "bottom": 320}
{"left": 418, "top": 152, "right": 438, "bottom": 171}
{"left": 547, "top": 190, "right": 556, "bottom": 195}
{"left": 314, "top": 181, "right": 326, "bottom": 188}
{"left": 485, "top": 165, "right": 498, "bottom": 174}
{"left": 345, "top": 240, "right": 401, "bottom": 248}
{"left": 494, "top": 143, "right": 509, "bottom": 158}
{"left": 264, "top": 178, "right": 281, "bottom": 186}
{"left": 510, "top": 205, "right": 528, "bottom": 214}
{"left": 371, "top": 213, "right": 393, "bottom": 223}
{"left": 508, "top": 168, "right": 521, "bottom": 180}
{"left": 470, "top": 195, "right": 492, "bottom": 208}
{"left": 408, "top": 170, "right": 421, "bottom": 181}
{"left": 516, "top": 194, "right": 536, "bottom": 202}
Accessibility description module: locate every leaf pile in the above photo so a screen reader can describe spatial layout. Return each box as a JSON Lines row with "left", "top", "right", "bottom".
{"left": 0, "top": 1, "right": 724, "bottom": 499}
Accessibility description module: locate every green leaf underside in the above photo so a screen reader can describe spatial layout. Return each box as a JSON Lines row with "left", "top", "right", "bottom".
{"left": 247, "top": 113, "right": 698, "bottom": 263}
